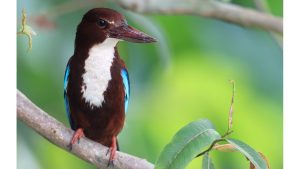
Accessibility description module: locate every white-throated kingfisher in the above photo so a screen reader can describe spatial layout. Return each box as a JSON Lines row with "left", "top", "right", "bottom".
{"left": 63, "top": 8, "right": 156, "bottom": 166}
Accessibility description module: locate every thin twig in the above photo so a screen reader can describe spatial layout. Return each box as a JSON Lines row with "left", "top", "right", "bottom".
{"left": 17, "top": 8, "right": 36, "bottom": 51}
{"left": 196, "top": 81, "right": 236, "bottom": 157}
{"left": 228, "top": 80, "right": 235, "bottom": 131}
{"left": 196, "top": 139, "right": 226, "bottom": 157}
{"left": 17, "top": 90, "right": 154, "bottom": 169}
{"left": 221, "top": 80, "right": 235, "bottom": 138}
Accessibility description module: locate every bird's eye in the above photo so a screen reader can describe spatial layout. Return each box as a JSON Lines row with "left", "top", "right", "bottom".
{"left": 97, "top": 19, "right": 107, "bottom": 28}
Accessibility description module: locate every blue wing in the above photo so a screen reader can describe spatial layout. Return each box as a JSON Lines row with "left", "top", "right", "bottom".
{"left": 64, "top": 62, "right": 75, "bottom": 129}
{"left": 121, "top": 68, "right": 130, "bottom": 113}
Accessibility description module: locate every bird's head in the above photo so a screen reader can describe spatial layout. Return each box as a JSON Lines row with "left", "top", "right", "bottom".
{"left": 75, "top": 8, "right": 156, "bottom": 48}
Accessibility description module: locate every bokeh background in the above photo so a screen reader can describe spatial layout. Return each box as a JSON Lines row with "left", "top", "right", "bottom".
{"left": 17, "top": 0, "right": 283, "bottom": 168}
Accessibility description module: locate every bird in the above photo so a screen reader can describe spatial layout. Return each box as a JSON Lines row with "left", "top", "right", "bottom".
{"left": 63, "top": 8, "right": 156, "bottom": 166}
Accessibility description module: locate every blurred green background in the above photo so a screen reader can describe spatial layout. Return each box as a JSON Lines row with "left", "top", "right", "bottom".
{"left": 17, "top": 0, "right": 282, "bottom": 169}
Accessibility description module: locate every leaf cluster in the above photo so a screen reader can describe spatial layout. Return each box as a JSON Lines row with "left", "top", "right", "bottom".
{"left": 155, "top": 82, "right": 270, "bottom": 169}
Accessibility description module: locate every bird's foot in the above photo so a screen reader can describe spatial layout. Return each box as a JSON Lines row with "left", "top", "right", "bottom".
{"left": 106, "top": 136, "right": 117, "bottom": 167}
{"left": 68, "top": 128, "right": 85, "bottom": 151}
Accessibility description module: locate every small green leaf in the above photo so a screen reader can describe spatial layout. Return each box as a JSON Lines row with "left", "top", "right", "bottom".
{"left": 202, "top": 153, "right": 215, "bottom": 169}
{"left": 155, "top": 119, "right": 221, "bottom": 169}
{"left": 226, "top": 139, "right": 268, "bottom": 169}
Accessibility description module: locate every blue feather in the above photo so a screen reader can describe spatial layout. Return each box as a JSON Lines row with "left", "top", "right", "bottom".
{"left": 64, "top": 64, "right": 70, "bottom": 90}
{"left": 121, "top": 68, "right": 130, "bottom": 113}
{"left": 63, "top": 63, "right": 74, "bottom": 129}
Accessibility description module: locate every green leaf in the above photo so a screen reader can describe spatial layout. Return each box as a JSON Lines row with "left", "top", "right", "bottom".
{"left": 226, "top": 139, "right": 268, "bottom": 169}
{"left": 202, "top": 153, "right": 215, "bottom": 169}
{"left": 155, "top": 119, "right": 221, "bottom": 169}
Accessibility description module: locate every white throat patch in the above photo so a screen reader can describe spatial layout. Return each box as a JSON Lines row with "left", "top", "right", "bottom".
{"left": 81, "top": 38, "right": 119, "bottom": 107}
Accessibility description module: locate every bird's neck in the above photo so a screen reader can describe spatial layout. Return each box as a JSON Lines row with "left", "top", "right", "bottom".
{"left": 74, "top": 38, "right": 120, "bottom": 107}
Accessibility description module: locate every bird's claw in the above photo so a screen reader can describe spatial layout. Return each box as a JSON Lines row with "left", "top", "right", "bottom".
{"left": 106, "top": 147, "right": 110, "bottom": 156}
{"left": 105, "top": 147, "right": 115, "bottom": 167}
{"left": 69, "top": 128, "right": 85, "bottom": 151}
{"left": 67, "top": 143, "right": 73, "bottom": 151}
{"left": 106, "top": 147, "right": 115, "bottom": 167}
{"left": 106, "top": 136, "right": 117, "bottom": 167}
{"left": 107, "top": 159, "right": 115, "bottom": 167}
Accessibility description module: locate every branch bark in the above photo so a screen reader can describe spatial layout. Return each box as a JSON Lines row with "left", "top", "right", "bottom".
{"left": 17, "top": 90, "right": 154, "bottom": 169}
{"left": 117, "top": 0, "right": 282, "bottom": 34}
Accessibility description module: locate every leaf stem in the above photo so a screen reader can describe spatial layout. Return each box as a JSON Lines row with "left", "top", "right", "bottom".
{"left": 195, "top": 139, "right": 225, "bottom": 158}
{"left": 221, "top": 130, "right": 234, "bottom": 138}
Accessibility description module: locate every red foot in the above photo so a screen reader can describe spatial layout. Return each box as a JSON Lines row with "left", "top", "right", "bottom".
{"left": 68, "top": 128, "right": 85, "bottom": 150}
{"left": 106, "top": 136, "right": 117, "bottom": 167}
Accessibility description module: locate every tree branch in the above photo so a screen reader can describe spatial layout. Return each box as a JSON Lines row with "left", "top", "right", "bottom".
{"left": 252, "top": 0, "right": 283, "bottom": 48}
{"left": 117, "top": 0, "right": 282, "bottom": 34}
{"left": 17, "top": 90, "right": 154, "bottom": 169}
{"left": 30, "top": 0, "right": 282, "bottom": 33}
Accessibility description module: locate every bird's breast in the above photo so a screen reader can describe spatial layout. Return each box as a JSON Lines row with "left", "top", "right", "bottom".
{"left": 81, "top": 38, "right": 119, "bottom": 107}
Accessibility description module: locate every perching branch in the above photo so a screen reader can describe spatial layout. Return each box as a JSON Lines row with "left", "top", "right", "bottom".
{"left": 17, "top": 90, "right": 154, "bottom": 169}
{"left": 117, "top": 0, "right": 282, "bottom": 34}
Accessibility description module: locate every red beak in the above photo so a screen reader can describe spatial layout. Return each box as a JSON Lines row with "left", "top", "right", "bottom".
{"left": 108, "top": 23, "right": 156, "bottom": 43}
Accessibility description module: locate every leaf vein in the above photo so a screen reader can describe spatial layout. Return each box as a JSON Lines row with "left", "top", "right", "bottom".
{"left": 166, "top": 128, "right": 217, "bottom": 168}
